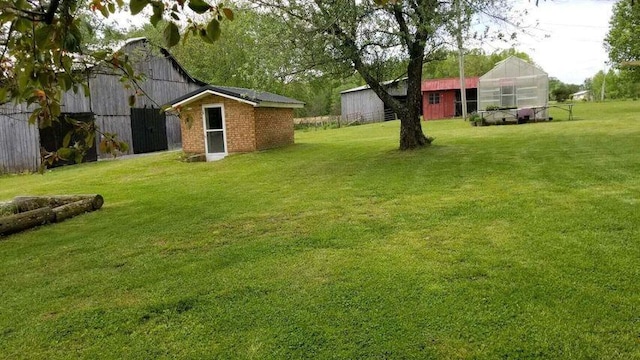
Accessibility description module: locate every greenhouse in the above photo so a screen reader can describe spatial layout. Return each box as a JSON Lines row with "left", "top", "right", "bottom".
{"left": 477, "top": 56, "right": 549, "bottom": 124}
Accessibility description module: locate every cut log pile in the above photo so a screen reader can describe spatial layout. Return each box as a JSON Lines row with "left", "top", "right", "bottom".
{"left": 0, "top": 194, "right": 103, "bottom": 236}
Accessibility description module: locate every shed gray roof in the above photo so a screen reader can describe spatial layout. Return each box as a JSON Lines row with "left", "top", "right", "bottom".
{"left": 168, "top": 85, "right": 305, "bottom": 109}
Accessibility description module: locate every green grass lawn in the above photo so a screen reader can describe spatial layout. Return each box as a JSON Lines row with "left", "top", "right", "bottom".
{"left": 1, "top": 101, "right": 639, "bottom": 359}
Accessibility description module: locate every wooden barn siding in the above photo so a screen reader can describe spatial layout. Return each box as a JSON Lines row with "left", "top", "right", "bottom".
{"left": 61, "top": 43, "right": 201, "bottom": 156}
{"left": 341, "top": 90, "right": 385, "bottom": 122}
{"left": 0, "top": 104, "right": 40, "bottom": 173}
{"left": 1, "top": 40, "right": 201, "bottom": 171}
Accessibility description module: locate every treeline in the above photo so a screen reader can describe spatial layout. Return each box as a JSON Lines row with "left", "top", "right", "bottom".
{"left": 101, "top": 7, "right": 617, "bottom": 116}
{"left": 583, "top": 70, "right": 640, "bottom": 101}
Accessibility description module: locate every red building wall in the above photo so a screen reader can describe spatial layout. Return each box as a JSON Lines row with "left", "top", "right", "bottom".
{"left": 422, "top": 90, "right": 456, "bottom": 120}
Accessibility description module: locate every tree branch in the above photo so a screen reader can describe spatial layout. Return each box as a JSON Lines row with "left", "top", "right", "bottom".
{"left": 43, "top": 0, "right": 60, "bottom": 24}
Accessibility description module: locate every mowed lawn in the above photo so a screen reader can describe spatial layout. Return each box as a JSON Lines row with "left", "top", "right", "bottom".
{"left": 0, "top": 101, "right": 639, "bottom": 359}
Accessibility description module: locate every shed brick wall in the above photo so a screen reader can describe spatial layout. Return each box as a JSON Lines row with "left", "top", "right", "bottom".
{"left": 179, "top": 97, "right": 208, "bottom": 154}
{"left": 179, "top": 95, "right": 256, "bottom": 154}
{"left": 254, "top": 108, "right": 294, "bottom": 150}
{"left": 224, "top": 100, "right": 256, "bottom": 153}
{"left": 179, "top": 95, "right": 294, "bottom": 155}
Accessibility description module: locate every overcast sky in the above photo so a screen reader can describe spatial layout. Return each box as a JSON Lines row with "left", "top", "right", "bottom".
{"left": 108, "top": 0, "right": 616, "bottom": 85}
{"left": 484, "top": 0, "right": 615, "bottom": 85}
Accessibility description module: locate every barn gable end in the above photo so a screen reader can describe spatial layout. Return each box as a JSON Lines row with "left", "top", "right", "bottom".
{"left": 0, "top": 38, "right": 204, "bottom": 173}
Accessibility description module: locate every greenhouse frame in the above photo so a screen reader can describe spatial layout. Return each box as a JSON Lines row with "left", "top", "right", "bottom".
{"left": 478, "top": 56, "right": 549, "bottom": 124}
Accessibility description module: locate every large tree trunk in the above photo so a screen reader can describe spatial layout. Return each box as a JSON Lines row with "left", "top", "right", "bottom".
{"left": 352, "top": 15, "right": 432, "bottom": 150}
{"left": 398, "top": 47, "right": 430, "bottom": 150}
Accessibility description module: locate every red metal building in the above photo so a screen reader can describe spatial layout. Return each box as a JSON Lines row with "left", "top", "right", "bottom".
{"left": 422, "top": 77, "right": 479, "bottom": 120}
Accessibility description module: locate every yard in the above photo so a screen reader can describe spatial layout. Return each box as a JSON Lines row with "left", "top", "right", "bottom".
{"left": 0, "top": 101, "right": 639, "bottom": 359}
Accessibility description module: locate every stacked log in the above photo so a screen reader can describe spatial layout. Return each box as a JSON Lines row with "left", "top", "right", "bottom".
{"left": 0, "top": 194, "right": 103, "bottom": 236}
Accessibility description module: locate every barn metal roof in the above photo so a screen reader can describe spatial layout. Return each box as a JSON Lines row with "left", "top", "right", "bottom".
{"left": 124, "top": 38, "right": 208, "bottom": 87}
{"left": 421, "top": 77, "right": 479, "bottom": 92}
{"left": 168, "top": 85, "right": 305, "bottom": 109}
{"left": 340, "top": 77, "right": 408, "bottom": 94}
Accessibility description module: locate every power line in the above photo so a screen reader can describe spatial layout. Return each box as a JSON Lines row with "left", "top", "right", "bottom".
{"left": 539, "top": 22, "right": 608, "bottom": 29}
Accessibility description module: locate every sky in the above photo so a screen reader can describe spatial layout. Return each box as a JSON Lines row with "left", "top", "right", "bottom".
{"left": 484, "top": 0, "right": 616, "bottom": 85}
{"left": 106, "top": 0, "right": 616, "bottom": 86}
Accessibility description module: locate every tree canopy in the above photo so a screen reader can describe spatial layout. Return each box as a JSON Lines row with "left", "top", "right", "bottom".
{"left": 605, "top": 0, "right": 640, "bottom": 79}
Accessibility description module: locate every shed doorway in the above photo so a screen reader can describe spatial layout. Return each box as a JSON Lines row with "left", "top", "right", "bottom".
{"left": 203, "top": 105, "right": 227, "bottom": 161}
{"left": 130, "top": 107, "right": 168, "bottom": 154}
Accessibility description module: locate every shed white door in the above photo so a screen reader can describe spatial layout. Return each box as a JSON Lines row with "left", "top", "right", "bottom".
{"left": 203, "top": 105, "right": 227, "bottom": 161}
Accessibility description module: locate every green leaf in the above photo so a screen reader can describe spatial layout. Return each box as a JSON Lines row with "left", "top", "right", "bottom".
{"left": 61, "top": 56, "right": 73, "bottom": 72}
{"left": 92, "top": 50, "right": 109, "bottom": 61}
{"left": 59, "top": 74, "right": 73, "bottom": 91}
{"left": 0, "top": 11, "right": 16, "bottom": 23}
{"left": 199, "top": 29, "right": 213, "bottom": 44}
{"left": 150, "top": 1, "right": 164, "bottom": 26}
{"left": 50, "top": 102, "right": 61, "bottom": 118}
{"left": 124, "top": 63, "right": 135, "bottom": 77}
{"left": 130, "top": 0, "right": 149, "bottom": 15}
{"left": 63, "top": 132, "right": 72, "bottom": 148}
{"left": 35, "top": 25, "right": 53, "bottom": 48}
{"left": 206, "top": 18, "right": 221, "bottom": 42}
{"left": 188, "top": 0, "right": 211, "bottom": 14}
{"left": 57, "top": 148, "right": 72, "bottom": 160}
{"left": 163, "top": 22, "right": 180, "bottom": 47}
{"left": 17, "top": 69, "right": 31, "bottom": 91}
{"left": 14, "top": 18, "right": 31, "bottom": 32}
{"left": 150, "top": 12, "right": 162, "bottom": 26}
{"left": 108, "top": 2, "right": 116, "bottom": 13}
{"left": 28, "top": 109, "right": 40, "bottom": 125}
{"left": 222, "top": 8, "right": 234, "bottom": 21}
{"left": 75, "top": 151, "right": 84, "bottom": 164}
{"left": 100, "top": 5, "right": 110, "bottom": 18}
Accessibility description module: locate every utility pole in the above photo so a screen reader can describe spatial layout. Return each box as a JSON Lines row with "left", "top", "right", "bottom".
{"left": 455, "top": 0, "right": 468, "bottom": 120}
{"left": 600, "top": 67, "right": 606, "bottom": 102}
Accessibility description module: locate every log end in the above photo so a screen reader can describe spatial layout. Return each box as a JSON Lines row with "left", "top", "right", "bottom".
{"left": 92, "top": 195, "right": 104, "bottom": 210}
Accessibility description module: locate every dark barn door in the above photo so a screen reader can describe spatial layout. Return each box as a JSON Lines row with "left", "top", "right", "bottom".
{"left": 130, "top": 107, "right": 168, "bottom": 154}
{"left": 39, "top": 112, "right": 97, "bottom": 168}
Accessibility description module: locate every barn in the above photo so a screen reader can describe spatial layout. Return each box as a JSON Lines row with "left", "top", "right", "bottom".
{"left": 477, "top": 56, "right": 549, "bottom": 123}
{"left": 0, "top": 37, "right": 204, "bottom": 173}
{"left": 167, "top": 85, "right": 304, "bottom": 161}
{"left": 421, "top": 77, "right": 479, "bottom": 120}
{"left": 340, "top": 78, "right": 407, "bottom": 123}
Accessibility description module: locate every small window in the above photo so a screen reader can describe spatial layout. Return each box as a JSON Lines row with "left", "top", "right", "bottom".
{"left": 429, "top": 93, "right": 440, "bottom": 104}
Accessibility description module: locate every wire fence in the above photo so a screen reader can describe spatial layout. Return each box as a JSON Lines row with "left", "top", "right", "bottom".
{"left": 294, "top": 109, "right": 397, "bottom": 130}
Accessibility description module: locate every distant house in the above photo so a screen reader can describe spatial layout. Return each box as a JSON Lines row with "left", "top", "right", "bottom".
{"left": 167, "top": 85, "right": 304, "bottom": 161}
{"left": 571, "top": 90, "right": 591, "bottom": 101}
{"left": 340, "top": 78, "right": 408, "bottom": 122}
{"left": 0, "top": 37, "right": 204, "bottom": 173}
{"left": 421, "top": 77, "right": 479, "bottom": 120}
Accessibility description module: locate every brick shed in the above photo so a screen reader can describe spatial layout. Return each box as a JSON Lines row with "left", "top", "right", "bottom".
{"left": 168, "top": 85, "right": 304, "bottom": 161}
